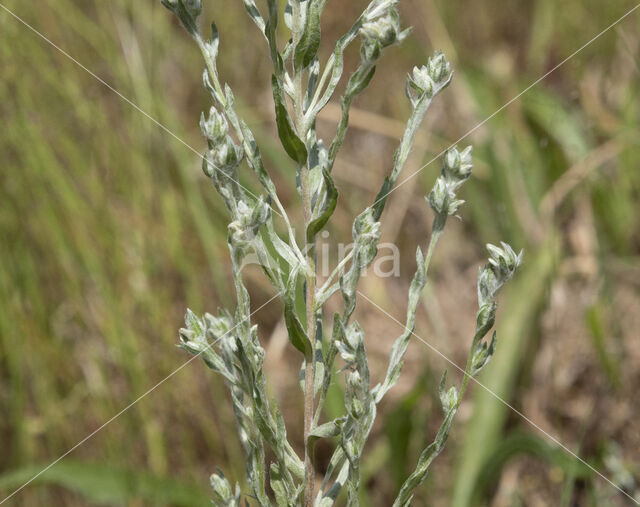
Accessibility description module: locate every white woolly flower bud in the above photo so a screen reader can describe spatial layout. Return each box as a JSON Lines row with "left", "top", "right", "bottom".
{"left": 486, "top": 242, "right": 523, "bottom": 282}
{"left": 426, "top": 51, "right": 451, "bottom": 84}
{"left": 228, "top": 197, "right": 270, "bottom": 251}
{"left": 200, "top": 107, "right": 228, "bottom": 143}
{"left": 407, "top": 51, "right": 452, "bottom": 102}
{"left": 360, "top": 16, "right": 399, "bottom": 48}
{"left": 427, "top": 177, "right": 464, "bottom": 216}
{"left": 443, "top": 145, "right": 473, "bottom": 182}
{"left": 359, "top": 4, "right": 408, "bottom": 63}
{"left": 478, "top": 242, "right": 523, "bottom": 306}
{"left": 352, "top": 209, "right": 381, "bottom": 268}
{"left": 439, "top": 385, "right": 459, "bottom": 414}
{"left": 409, "top": 66, "right": 435, "bottom": 97}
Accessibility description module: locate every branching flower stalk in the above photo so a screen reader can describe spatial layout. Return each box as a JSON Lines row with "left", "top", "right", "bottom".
{"left": 162, "top": 0, "right": 522, "bottom": 505}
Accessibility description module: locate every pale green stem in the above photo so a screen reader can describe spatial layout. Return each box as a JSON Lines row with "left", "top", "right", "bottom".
{"left": 290, "top": 3, "right": 318, "bottom": 505}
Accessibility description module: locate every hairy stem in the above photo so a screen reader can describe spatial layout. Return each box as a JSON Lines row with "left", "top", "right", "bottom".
{"left": 290, "top": 3, "right": 317, "bottom": 504}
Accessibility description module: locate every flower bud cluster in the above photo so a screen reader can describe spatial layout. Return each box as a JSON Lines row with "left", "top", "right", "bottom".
{"left": 427, "top": 146, "right": 472, "bottom": 217}
{"left": 407, "top": 51, "right": 452, "bottom": 102}
{"left": 477, "top": 242, "right": 523, "bottom": 307}
{"left": 469, "top": 332, "right": 497, "bottom": 376}
{"left": 335, "top": 322, "right": 371, "bottom": 419}
{"left": 439, "top": 384, "right": 459, "bottom": 414}
{"left": 359, "top": 2, "right": 408, "bottom": 63}
{"left": 228, "top": 197, "right": 270, "bottom": 253}
{"left": 179, "top": 309, "right": 234, "bottom": 356}
{"left": 352, "top": 208, "right": 381, "bottom": 269}
{"left": 346, "top": 370, "right": 366, "bottom": 418}
{"left": 487, "top": 242, "right": 522, "bottom": 281}
{"left": 335, "top": 322, "right": 365, "bottom": 365}
{"left": 201, "top": 107, "right": 228, "bottom": 144}
{"left": 201, "top": 107, "right": 244, "bottom": 178}
{"left": 210, "top": 472, "right": 241, "bottom": 506}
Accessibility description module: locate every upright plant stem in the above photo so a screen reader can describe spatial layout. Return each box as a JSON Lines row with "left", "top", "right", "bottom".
{"left": 290, "top": 4, "right": 317, "bottom": 505}
{"left": 302, "top": 192, "right": 317, "bottom": 507}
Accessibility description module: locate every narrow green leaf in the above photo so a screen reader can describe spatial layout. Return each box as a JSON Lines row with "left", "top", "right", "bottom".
{"left": 269, "top": 463, "right": 289, "bottom": 506}
{"left": 265, "top": 0, "right": 284, "bottom": 75}
{"left": 371, "top": 176, "right": 392, "bottom": 221}
{"left": 346, "top": 65, "right": 376, "bottom": 97}
{"left": 306, "top": 169, "right": 338, "bottom": 242}
{"left": 309, "top": 418, "right": 344, "bottom": 442}
{"left": 242, "top": 0, "right": 266, "bottom": 34}
{"left": 283, "top": 267, "right": 312, "bottom": 359}
{"left": 161, "top": 0, "right": 201, "bottom": 36}
{"left": 294, "top": 1, "right": 321, "bottom": 70}
{"left": 271, "top": 75, "right": 307, "bottom": 164}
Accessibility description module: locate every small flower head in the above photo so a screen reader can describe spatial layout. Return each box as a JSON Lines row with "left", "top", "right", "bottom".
{"left": 426, "top": 51, "right": 451, "bottom": 84}
{"left": 200, "top": 107, "right": 228, "bottom": 144}
{"left": 439, "top": 385, "right": 459, "bottom": 414}
{"left": 443, "top": 145, "right": 473, "bottom": 182}
{"left": 477, "top": 242, "right": 523, "bottom": 306}
{"left": 336, "top": 322, "right": 365, "bottom": 365}
{"left": 202, "top": 110, "right": 244, "bottom": 179}
{"left": 360, "top": 11, "right": 401, "bottom": 47}
{"left": 407, "top": 51, "right": 452, "bottom": 103}
{"left": 427, "top": 146, "right": 474, "bottom": 218}
{"left": 335, "top": 340, "right": 356, "bottom": 364}
{"left": 359, "top": 3, "right": 409, "bottom": 62}
{"left": 352, "top": 209, "right": 382, "bottom": 269}
{"left": 178, "top": 309, "right": 205, "bottom": 353}
{"left": 426, "top": 178, "right": 465, "bottom": 216}
{"left": 487, "top": 242, "right": 523, "bottom": 281}
{"left": 228, "top": 197, "right": 270, "bottom": 252}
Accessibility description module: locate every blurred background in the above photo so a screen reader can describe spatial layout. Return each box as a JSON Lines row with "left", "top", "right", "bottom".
{"left": 1, "top": 0, "right": 639, "bottom": 505}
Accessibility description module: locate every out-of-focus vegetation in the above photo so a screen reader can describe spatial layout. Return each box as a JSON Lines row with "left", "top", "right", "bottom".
{"left": 0, "top": 0, "right": 638, "bottom": 505}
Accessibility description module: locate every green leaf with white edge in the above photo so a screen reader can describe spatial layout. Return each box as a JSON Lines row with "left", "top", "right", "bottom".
{"left": 242, "top": 0, "right": 266, "bottom": 35}
{"left": 294, "top": 0, "right": 322, "bottom": 70}
{"left": 265, "top": 0, "right": 284, "bottom": 75}
{"left": 161, "top": 0, "right": 202, "bottom": 36}
{"left": 283, "top": 266, "right": 312, "bottom": 359}
{"left": 470, "top": 331, "right": 497, "bottom": 376}
{"left": 371, "top": 176, "right": 392, "bottom": 221}
{"left": 306, "top": 169, "right": 338, "bottom": 242}
{"left": 308, "top": 418, "right": 345, "bottom": 449}
{"left": 184, "top": 308, "right": 204, "bottom": 335}
{"left": 271, "top": 75, "right": 307, "bottom": 164}
{"left": 263, "top": 221, "right": 298, "bottom": 270}
{"left": 269, "top": 463, "right": 289, "bottom": 507}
